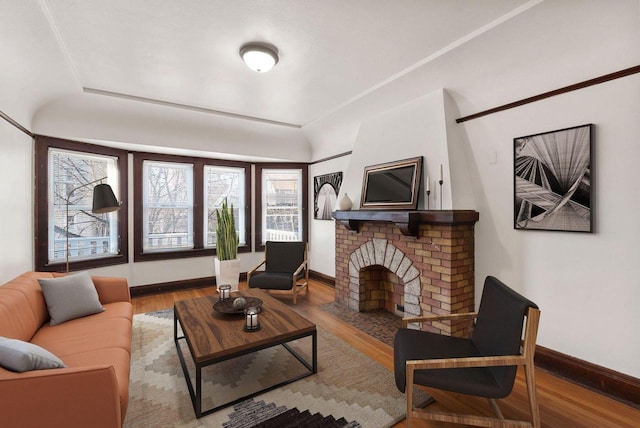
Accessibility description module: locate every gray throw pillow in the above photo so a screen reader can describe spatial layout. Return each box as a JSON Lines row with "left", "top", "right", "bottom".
{"left": 38, "top": 272, "right": 105, "bottom": 326}
{"left": 0, "top": 337, "right": 66, "bottom": 372}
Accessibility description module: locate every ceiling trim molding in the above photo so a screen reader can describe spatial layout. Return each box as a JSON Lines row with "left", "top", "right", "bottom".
{"left": 310, "top": 151, "right": 352, "bottom": 165}
{"left": 82, "top": 87, "right": 302, "bottom": 129}
{"left": 304, "top": 0, "right": 544, "bottom": 127}
{"left": 0, "top": 110, "right": 34, "bottom": 138}
{"left": 39, "top": 0, "right": 81, "bottom": 89}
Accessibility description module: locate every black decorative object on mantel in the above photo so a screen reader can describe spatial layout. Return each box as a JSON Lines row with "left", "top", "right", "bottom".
{"left": 439, "top": 164, "right": 444, "bottom": 211}
{"left": 425, "top": 176, "right": 431, "bottom": 210}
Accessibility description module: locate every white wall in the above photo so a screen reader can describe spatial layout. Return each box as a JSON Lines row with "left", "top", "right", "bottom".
{"left": 0, "top": 0, "right": 80, "bottom": 283}
{"left": 33, "top": 92, "right": 310, "bottom": 163}
{"left": 0, "top": 123, "right": 33, "bottom": 281}
{"left": 463, "top": 74, "right": 640, "bottom": 378}
{"left": 308, "top": 155, "right": 351, "bottom": 277}
{"left": 340, "top": 90, "right": 455, "bottom": 210}
{"left": 307, "top": 88, "right": 477, "bottom": 277}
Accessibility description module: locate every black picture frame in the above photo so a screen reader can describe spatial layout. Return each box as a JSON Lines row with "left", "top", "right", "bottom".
{"left": 314, "top": 172, "right": 342, "bottom": 220}
{"left": 360, "top": 157, "right": 422, "bottom": 210}
{"left": 514, "top": 124, "right": 594, "bottom": 233}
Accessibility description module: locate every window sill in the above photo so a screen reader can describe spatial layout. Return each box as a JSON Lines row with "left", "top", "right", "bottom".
{"left": 38, "top": 254, "right": 129, "bottom": 273}
{"left": 133, "top": 245, "right": 250, "bottom": 262}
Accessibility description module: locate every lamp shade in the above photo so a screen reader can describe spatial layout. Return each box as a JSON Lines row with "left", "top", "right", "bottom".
{"left": 92, "top": 183, "right": 120, "bottom": 214}
{"left": 240, "top": 44, "right": 278, "bottom": 73}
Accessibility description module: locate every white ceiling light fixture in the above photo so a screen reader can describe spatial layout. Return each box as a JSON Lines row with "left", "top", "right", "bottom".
{"left": 240, "top": 43, "right": 279, "bottom": 73}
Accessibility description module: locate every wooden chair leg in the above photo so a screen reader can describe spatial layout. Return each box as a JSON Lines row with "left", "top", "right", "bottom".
{"left": 406, "top": 366, "right": 414, "bottom": 427}
{"left": 524, "top": 363, "right": 541, "bottom": 428}
{"left": 488, "top": 398, "right": 505, "bottom": 421}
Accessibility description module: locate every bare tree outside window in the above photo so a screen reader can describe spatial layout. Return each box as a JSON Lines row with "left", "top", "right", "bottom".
{"left": 204, "top": 166, "right": 245, "bottom": 247}
{"left": 143, "top": 161, "right": 194, "bottom": 251}
{"left": 133, "top": 153, "right": 250, "bottom": 261}
{"left": 49, "top": 149, "right": 119, "bottom": 263}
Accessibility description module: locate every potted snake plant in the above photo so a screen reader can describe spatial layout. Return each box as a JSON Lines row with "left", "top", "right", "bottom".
{"left": 214, "top": 198, "right": 240, "bottom": 291}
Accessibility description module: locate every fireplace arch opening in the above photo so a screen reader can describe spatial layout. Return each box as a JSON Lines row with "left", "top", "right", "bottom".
{"left": 348, "top": 239, "right": 422, "bottom": 317}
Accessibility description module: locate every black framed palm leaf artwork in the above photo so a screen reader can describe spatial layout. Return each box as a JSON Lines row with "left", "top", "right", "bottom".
{"left": 514, "top": 124, "right": 593, "bottom": 233}
{"left": 314, "top": 172, "right": 342, "bottom": 220}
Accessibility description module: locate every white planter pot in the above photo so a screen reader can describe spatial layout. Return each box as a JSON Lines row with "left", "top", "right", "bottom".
{"left": 214, "top": 258, "right": 240, "bottom": 292}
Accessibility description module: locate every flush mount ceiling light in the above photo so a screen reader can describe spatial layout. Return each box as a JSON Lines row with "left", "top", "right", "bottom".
{"left": 239, "top": 43, "right": 279, "bottom": 73}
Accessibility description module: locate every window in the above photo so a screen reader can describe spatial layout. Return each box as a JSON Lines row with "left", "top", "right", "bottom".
{"left": 35, "top": 136, "right": 128, "bottom": 271}
{"left": 255, "top": 164, "right": 308, "bottom": 250}
{"left": 204, "top": 166, "right": 246, "bottom": 247}
{"left": 134, "top": 153, "right": 251, "bottom": 261}
{"left": 143, "top": 161, "right": 194, "bottom": 252}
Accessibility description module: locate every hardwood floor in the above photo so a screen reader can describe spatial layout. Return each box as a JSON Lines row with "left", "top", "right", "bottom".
{"left": 132, "top": 280, "right": 639, "bottom": 427}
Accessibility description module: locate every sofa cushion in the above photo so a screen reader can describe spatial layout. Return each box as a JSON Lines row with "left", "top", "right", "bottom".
{"left": 248, "top": 272, "right": 297, "bottom": 290}
{"left": 38, "top": 272, "right": 104, "bottom": 326}
{"left": 0, "top": 272, "right": 55, "bottom": 341}
{"left": 0, "top": 289, "right": 40, "bottom": 342}
{"left": 88, "top": 301, "right": 134, "bottom": 322}
{"left": 32, "top": 316, "right": 132, "bottom": 358}
{"left": 0, "top": 337, "right": 66, "bottom": 372}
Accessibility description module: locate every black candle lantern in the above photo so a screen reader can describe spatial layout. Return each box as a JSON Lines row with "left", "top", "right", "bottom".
{"left": 243, "top": 307, "right": 260, "bottom": 332}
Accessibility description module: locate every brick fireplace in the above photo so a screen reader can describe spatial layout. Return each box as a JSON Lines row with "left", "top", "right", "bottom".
{"left": 333, "top": 210, "right": 479, "bottom": 337}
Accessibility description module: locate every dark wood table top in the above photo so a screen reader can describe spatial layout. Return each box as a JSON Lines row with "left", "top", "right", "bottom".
{"left": 174, "top": 289, "right": 316, "bottom": 364}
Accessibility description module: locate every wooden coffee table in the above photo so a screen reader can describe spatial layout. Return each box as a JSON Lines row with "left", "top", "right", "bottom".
{"left": 173, "top": 289, "right": 317, "bottom": 418}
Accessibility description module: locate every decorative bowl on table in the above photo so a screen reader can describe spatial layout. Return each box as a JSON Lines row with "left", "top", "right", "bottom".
{"left": 213, "top": 296, "right": 263, "bottom": 314}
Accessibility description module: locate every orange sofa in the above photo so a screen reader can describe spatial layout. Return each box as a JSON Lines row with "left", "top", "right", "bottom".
{"left": 0, "top": 272, "right": 133, "bottom": 428}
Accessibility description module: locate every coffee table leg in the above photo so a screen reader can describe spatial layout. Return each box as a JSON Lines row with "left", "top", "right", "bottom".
{"left": 173, "top": 310, "right": 177, "bottom": 341}
{"left": 312, "top": 330, "right": 318, "bottom": 373}
{"left": 196, "top": 365, "right": 202, "bottom": 417}
{"left": 174, "top": 309, "right": 202, "bottom": 418}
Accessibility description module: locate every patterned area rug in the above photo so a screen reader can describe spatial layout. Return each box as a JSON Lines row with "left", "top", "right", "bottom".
{"left": 124, "top": 310, "right": 430, "bottom": 428}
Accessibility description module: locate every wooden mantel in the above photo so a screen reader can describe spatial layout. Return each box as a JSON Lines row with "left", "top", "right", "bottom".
{"left": 332, "top": 210, "right": 479, "bottom": 237}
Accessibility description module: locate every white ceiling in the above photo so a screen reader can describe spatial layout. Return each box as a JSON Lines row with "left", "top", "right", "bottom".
{"left": 40, "top": 0, "right": 532, "bottom": 128}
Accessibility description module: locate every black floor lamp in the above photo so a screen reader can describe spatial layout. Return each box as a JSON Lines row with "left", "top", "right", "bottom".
{"left": 65, "top": 178, "right": 121, "bottom": 272}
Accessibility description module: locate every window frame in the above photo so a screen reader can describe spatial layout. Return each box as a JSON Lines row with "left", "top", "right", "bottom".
{"left": 34, "top": 135, "right": 129, "bottom": 272}
{"left": 255, "top": 163, "right": 308, "bottom": 252}
{"left": 133, "top": 152, "right": 251, "bottom": 262}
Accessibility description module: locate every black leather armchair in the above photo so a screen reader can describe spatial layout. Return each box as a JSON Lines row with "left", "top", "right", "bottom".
{"left": 394, "top": 276, "right": 541, "bottom": 427}
{"left": 247, "top": 241, "right": 309, "bottom": 304}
